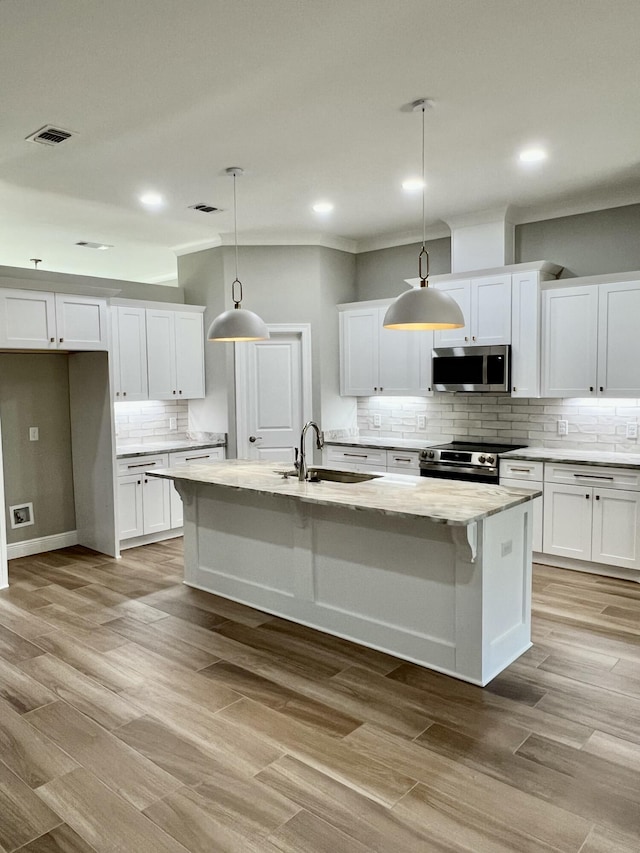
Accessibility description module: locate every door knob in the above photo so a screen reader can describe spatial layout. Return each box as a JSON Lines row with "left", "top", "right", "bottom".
{"left": 249, "top": 435, "right": 262, "bottom": 443}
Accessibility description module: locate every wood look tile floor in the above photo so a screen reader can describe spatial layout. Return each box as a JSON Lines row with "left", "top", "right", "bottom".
{"left": 1, "top": 543, "right": 639, "bottom": 852}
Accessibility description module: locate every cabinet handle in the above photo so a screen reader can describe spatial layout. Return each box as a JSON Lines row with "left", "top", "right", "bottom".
{"left": 573, "top": 473, "right": 614, "bottom": 480}
{"left": 144, "top": 479, "right": 148, "bottom": 484}
{"left": 123, "top": 392, "right": 127, "bottom": 397}
{"left": 472, "top": 336, "right": 476, "bottom": 341}
{"left": 510, "top": 467, "right": 533, "bottom": 473}
{"left": 600, "top": 386, "right": 604, "bottom": 392}
{"left": 116, "top": 391, "right": 120, "bottom": 397}
{"left": 393, "top": 457, "right": 412, "bottom": 462}
{"left": 595, "top": 494, "right": 600, "bottom": 500}
{"left": 173, "top": 390, "right": 176, "bottom": 395}
{"left": 50, "top": 337, "right": 55, "bottom": 343}
{"left": 464, "top": 336, "right": 469, "bottom": 342}
{"left": 137, "top": 480, "right": 141, "bottom": 485}
{"left": 513, "top": 386, "right": 517, "bottom": 392}
{"left": 344, "top": 452, "right": 368, "bottom": 458}
{"left": 585, "top": 494, "right": 590, "bottom": 499}
{"left": 127, "top": 461, "right": 156, "bottom": 468}
{"left": 589, "top": 386, "right": 594, "bottom": 392}
{"left": 379, "top": 387, "right": 383, "bottom": 392}
{"left": 184, "top": 455, "right": 210, "bottom": 461}
{"left": 59, "top": 337, "right": 63, "bottom": 343}
{"left": 179, "top": 390, "right": 183, "bottom": 395}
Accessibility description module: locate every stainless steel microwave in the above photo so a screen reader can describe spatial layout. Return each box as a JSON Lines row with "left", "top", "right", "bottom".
{"left": 432, "top": 345, "right": 510, "bottom": 393}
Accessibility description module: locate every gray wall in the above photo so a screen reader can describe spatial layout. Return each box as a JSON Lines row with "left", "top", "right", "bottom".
{"left": 0, "top": 353, "right": 76, "bottom": 544}
{"left": 516, "top": 204, "right": 640, "bottom": 278}
{"left": 179, "top": 244, "right": 358, "bottom": 450}
{"left": 354, "top": 237, "right": 451, "bottom": 301}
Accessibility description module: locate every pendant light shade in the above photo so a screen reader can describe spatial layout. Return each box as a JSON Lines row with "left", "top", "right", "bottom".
{"left": 383, "top": 100, "right": 465, "bottom": 332}
{"left": 207, "top": 167, "right": 269, "bottom": 343}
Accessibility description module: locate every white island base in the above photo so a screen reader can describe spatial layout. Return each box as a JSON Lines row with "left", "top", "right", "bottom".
{"left": 176, "top": 477, "right": 533, "bottom": 686}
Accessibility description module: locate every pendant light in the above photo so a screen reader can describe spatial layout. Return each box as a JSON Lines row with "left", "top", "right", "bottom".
{"left": 207, "top": 167, "right": 269, "bottom": 342}
{"left": 383, "top": 100, "right": 465, "bottom": 331}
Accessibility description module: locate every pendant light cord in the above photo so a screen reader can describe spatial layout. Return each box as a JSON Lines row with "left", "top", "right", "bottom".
{"left": 231, "top": 169, "right": 243, "bottom": 308}
{"left": 419, "top": 102, "right": 429, "bottom": 287}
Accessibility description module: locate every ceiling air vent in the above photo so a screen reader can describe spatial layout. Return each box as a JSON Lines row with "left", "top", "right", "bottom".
{"left": 26, "top": 125, "right": 74, "bottom": 146}
{"left": 189, "top": 203, "right": 222, "bottom": 214}
{"left": 76, "top": 241, "right": 113, "bottom": 250}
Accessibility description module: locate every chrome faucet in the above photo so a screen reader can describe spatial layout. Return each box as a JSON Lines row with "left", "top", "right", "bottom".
{"left": 296, "top": 421, "right": 324, "bottom": 481}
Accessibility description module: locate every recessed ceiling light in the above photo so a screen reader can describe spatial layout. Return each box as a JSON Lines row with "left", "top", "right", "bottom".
{"left": 312, "top": 201, "right": 334, "bottom": 214}
{"left": 139, "top": 191, "right": 164, "bottom": 207}
{"left": 402, "top": 177, "right": 425, "bottom": 193}
{"left": 519, "top": 147, "right": 547, "bottom": 163}
{"left": 76, "top": 241, "right": 113, "bottom": 250}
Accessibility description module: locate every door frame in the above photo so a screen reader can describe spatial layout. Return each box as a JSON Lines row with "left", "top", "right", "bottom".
{"left": 234, "top": 324, "right": 313, "bottom": 460}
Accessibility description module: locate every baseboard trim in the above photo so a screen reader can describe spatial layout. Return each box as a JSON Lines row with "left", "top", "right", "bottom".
{"left": 7, "top": 530, "right": 79, "bottom": 560}
{"left": 533, "top": 551, "right": 640, "bottom": 584}
{"left": 119, "top": 528, "right": 183, "bottom": 550}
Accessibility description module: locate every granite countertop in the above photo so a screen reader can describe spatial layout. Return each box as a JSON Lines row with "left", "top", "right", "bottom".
{"left": 325, "top": 437, "right": 436, "bottom": 451}
{"left": 149, "top": 459, "right": 540, "bottom": 527}
{"left": 116, "top": 440, "right": 226, "bottom": 459}
{"left": 501, "top": 447, "right": 640, "bottom": 469}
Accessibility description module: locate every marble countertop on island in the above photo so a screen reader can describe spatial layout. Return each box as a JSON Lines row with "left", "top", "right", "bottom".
{"left": 148, "top": 459, "right": 540, "bottom": 527}
{"left": 500, "top": 447, "right": 640, "bottom": 469}
{"left": 116, "top": 440, "right": 226, "bottom": 459}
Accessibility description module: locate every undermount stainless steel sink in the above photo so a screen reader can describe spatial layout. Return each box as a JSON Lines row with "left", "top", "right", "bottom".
{"left": 306, "top": 467, "right": 380, "bottom": 484}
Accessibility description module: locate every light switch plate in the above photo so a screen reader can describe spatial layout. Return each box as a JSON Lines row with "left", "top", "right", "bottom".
{"left": 169, "top": 417, "right": 178, "bottom": 431}
{"left": 417, "top": 414, "right": 427, "bottom": 431}
{"left": 627, "top": 422, "right": 638, "bottom": 439}
{"left": 29, "top": 427, "right": 39, "bottom": 441}
{"left": 373, "top": 413, "right": 381, "bottom": 428}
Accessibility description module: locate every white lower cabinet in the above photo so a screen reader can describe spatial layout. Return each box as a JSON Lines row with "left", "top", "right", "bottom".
{"left": 499, "top": 459, "right": 543, "bottom": 552}
{"left": 117, "top": 454, "right": 171, "bottom": 541}
{"left": 543, "top": 463, "right": 640, "bottom": 571}
{"left": 168, "top": 447, "right": 225, "bottom": 528}
{"left": 322, "top": 446, "right": 420, "bottom": 475}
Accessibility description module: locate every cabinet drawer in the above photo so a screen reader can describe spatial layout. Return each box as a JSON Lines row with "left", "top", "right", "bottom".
{"left": 385, "top": 450, "right": 420, "bottom": 472}
{"left": 325, "top": 446, "right": 387, "bottom": 468}
{"left": 544, "top": 463, "right": 640, "bottom": 491}
{"left": 500, "top": 460, "right": 544, "bottom": 481}
{"left": 169, "top": 448, "right": 225, "bottom": 466}
{"left": 117, "top": 454, "right": 169, "bottom": 475}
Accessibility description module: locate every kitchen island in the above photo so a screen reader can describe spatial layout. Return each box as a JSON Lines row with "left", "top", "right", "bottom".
{"left": 149, "top": 460, "right": 539, "bottom": 685}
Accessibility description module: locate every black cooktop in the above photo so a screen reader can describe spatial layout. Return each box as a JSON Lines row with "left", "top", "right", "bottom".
{"left": 426, "top": 441, "right": 524, "bottom": 454}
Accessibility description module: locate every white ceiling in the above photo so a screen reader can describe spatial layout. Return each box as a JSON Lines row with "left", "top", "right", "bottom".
{"left": 2, "top": 0, "right": 640, "bottom": 283}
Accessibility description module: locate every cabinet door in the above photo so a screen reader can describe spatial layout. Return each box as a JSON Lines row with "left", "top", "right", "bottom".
{"left": 0, "top": 289, "right": 56, "bottom": 349}
{"left": 340, "top": 308, "right": 378, "bottom": 395}
{"left": 542, "top": 483, "right": 593, "bottom": 561}
{"left": 501, "top": 477, "right": 543, "bottom": 552}
{"left": 174, "top": 311, "right": 205, "bottom": 399}
{"left": 597, "top": 281, "right": 640, "bottom": 397}
{"left": 170, "top": 483, "right": 183, "bottom": 529}
{"left": 55, "top": 294, "right": 108, "bottom": 350}
{"left": 114, "top": 306, "right": 148, "bottom": 401}
{"left": 142, "top": 476, "right": 171, "bottom": 534}
{"left": 511, "top": 271, "right": 540, "bottom": 397}
{"left": 542, "top": 287, "right": 598, "bottom": 397}
{"left": 117, "top": 475, "right": 144, "bottom": 540}
{"left": 146, "top": 309, "right": 177, "bottom": 400}
{"left": 472, "top": 275, "right": 512, "bottom": 345}
{"left": 433, "top": 281, "right": 471, "bottom": 347}
{"left": 378, "top": 308, "right": 422, "bottom": 394}
{"left": 592, "top": 487, "right": 640, "bottom": 570}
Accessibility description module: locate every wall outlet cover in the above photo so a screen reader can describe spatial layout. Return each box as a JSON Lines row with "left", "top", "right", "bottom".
{"left": 373, "top": 413, "right": 381, "bottom": 428}
{"left": 557, "top": 419, "right": 568, "bottom": 436}
{"left": 627, "top": 422, "right": 638, "bottom": 439}
{"left": 169, "top": 417, "right": 178, "bottom": 431}
{"left": 29, "top": 426, "right": 39, "bottom": 441}
{"left": 417, "top": 415, "right": 428, "bottom": 431}
{"left": 9, "top": 502, "right": 34, "bottom": 529}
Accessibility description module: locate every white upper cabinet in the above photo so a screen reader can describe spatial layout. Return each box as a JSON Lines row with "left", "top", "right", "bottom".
{"left": 542, "top": 279, "right": 640, "bottom": 398}
{"left": 596, "top": 280, "right": 640, "bottom": 396}
{"left": 0, "top": 289, "right": 107, "bottom": 350}
{"left": 339, "top": 301, "right": 432, "bottom": 396}
{"left": 112, "top": 305, "right": 148, "bottom": 401}
{"left": 433, "top": 275, "right": 511, "bottom": 348}
{"left": 511, "top": 270, "right": 542, "bottom": 398}
{"left": 146, "top": 307, "right": 205, "bottom": 400}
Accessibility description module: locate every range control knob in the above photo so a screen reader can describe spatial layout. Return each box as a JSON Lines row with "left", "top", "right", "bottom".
{"left": 486, "top": 455, "right": 495, "bottom": 465}
{"left": 478, "top": 455, "right": 486, "bottom": 464}
{"left": 427, "top": 450, "right": 435, "bottom": 459}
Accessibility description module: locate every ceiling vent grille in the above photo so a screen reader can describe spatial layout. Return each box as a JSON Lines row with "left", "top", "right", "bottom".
{"left": 189, "top": 203, "right": 222, "bottom": 214}
{"left": 76, "top": 241, "right": 113, "bottom": 250}
{"left": 26, "top": 125, "right": 74, "bottom": 146}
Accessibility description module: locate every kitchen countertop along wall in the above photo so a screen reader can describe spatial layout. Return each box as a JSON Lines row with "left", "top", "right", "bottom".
{"left": 500, "top": 447, "right": 640, "bottom": 469}
{"left": 116, "top": 438, "right": 226, "bottom": 459}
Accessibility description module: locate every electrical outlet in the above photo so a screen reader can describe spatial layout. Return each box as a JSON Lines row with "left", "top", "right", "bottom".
{"left": 417, "top": 414, "right": 428, "bottom": 431}
{"left": 169, "top": 417, "right": 177, "bottom": 431}
{"left": 627, "top": 421, "right": 638, "bottom": 439}
{"left": 29, "top": 426, "right": 39, "bottom": 441}
{"left": 557, "top": 419, "right": 568, "bottom": 436}
{"left": 373, "top": 413, "right": 381, "bottom": 428}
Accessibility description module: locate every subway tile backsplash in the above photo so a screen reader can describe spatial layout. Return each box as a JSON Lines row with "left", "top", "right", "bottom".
{"left": 357, "top": 395, "right": 640, "bottom": 453}
{"left": 114, "top": 400, "right": 189, "bottom": 445}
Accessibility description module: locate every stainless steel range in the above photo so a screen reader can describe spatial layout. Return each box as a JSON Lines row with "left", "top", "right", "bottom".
{"left": 419, "top": 441, "right": 523, "bottom": 484}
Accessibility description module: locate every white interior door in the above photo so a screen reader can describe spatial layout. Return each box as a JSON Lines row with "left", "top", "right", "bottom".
{"left": 236, "top": 326, "right": 312, "bottom": 463}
